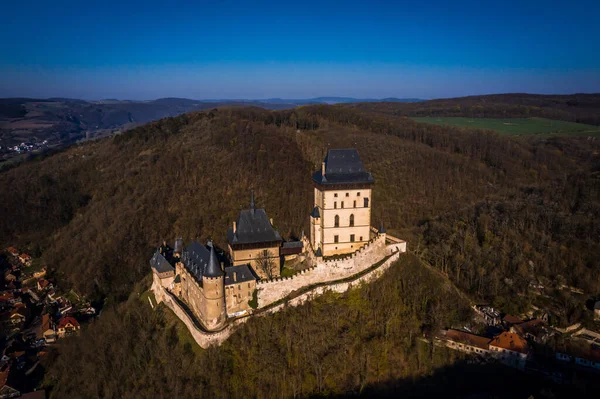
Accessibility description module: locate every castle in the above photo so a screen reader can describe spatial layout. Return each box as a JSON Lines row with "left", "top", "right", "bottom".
{"left": 150, "top": 149, "right": 385, "bottom": 332}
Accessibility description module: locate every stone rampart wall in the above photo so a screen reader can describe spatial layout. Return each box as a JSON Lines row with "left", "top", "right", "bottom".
{"left": 256, "top": 233, "right": 391, "bottom": 308}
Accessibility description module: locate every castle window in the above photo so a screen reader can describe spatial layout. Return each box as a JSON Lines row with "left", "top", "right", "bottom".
{"left": 341, "top": 201, "right": 344, "bottom": 208}
{"left": 353, "top": 200, "right": 356, "bottom": 208}
{"left": 334, "top": 202, "right": 337, "bottom": 209}
{"left": 345, "top": 192, "right": 349, "bottom": 197}
{"left": 364, "top": 198, "right": 369, "bottom": 208}
{"left": 357, "top": 192, "right": 361, "bottom": 196}
{"left": 349, "top": 214, "right": 354, "bottom": 227}
{"left": 334, "top": 193, "right": 338, "bottom": 197}
{"left": 334, "top": 215, "right": 339, "bottom": 227}
{"left": 360, "top": 236, "right": 363, "bottom": 241}
{"left": 350, "top": 234, "right": 355, "bottom": 242}
{"left": 334, "top": 235, "right": 339, "bottom": 243}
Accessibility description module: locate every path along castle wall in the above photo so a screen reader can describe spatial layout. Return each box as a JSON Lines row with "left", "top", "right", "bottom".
{"left": 263, "top": 248, "right": 403, "bottom": 314}
{"left": 256, "top": 233, "right": 404, "bottom": 308}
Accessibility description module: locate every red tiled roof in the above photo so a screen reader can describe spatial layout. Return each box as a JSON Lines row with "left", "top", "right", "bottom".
{"left": 490, "top": 332, "right": 529, "bottom": 354}
{"left": 445, "top": 329, "right": 491, "bottom": 350}
{"left": 503, "top": 314, "right": 523, "bottom": 324}
{"left": 57, "top": 316, "right": 80, "bottom": 329}
{"left": 19, "top": 253, "right": 32, "bottom": 260}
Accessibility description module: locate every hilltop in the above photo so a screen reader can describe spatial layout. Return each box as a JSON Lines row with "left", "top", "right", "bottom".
{"left": 0, "top": 102, "right": 599, "bottom": 397}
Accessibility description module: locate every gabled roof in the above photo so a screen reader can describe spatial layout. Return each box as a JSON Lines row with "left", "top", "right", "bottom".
{"left": 312, "top": 149, "right": 374, "bottom": 185}
{"left": 502, "top": 314, "right": 523, "bottom": 325}
{"left": 150, "top": 251, "right": 174, "bottom": 274}
{"left": 490, "top": 332, "right": 529, "bottom": 354}
{"left": 57, "top": 316, "right": 80, "bottom": 329}
{"left": 445, "top": 329, "right": 491, "bottom": 350}
{"left": 228, "top": 197, "right": 282, "bottom": 246}
{"left": 181, "top": 241, "right": 224, "bottom": 280}
{"left": 224, "top": 265, "right": 257, "bottom": 286}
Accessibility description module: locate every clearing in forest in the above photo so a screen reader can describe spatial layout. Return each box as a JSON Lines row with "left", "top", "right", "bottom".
{"left": 411, "top": 117, "right": 600, "bottom": 136}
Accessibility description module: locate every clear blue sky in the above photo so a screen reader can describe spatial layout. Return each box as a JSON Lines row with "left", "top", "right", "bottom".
{"left": 1, "top": 0, "right": 599, "bottom": 100}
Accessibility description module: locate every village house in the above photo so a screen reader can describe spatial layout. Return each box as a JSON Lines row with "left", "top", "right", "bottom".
{"left": 56, "top": 316, "right": 80, "bottom": 338}
{"left": 36, "top": 314, "right": 56, "bottom": 344}
{"left": 5, "top": 248, "right": 19, "bottom": 258}
{"left": 36, "top": 279, "right": 52, "bottom": 292}
{"left": 510, "top": 319, "right": 552, "bottom": 344}
{"left": 556, "top": 341, "right": 600, "bottom": 371}
{"left": 473, "top": 305, "right": 502, "bottom": 326}
{"left": 501, "top": 314, "right": 523, "bottom": 328}
{"left": 17, "top": 253, "right": 32, "bottom": 267}
{"left": 310, "top": 149, "right": 374, "bottom": 257}
{"left": 227, "top": 192, "right": 282, "bottom": 279}
{"left": 443, "top": 329, "right": 491, "bottom": 355}
{"left": 489, "top": 332, "right": 529, "bottom": 369}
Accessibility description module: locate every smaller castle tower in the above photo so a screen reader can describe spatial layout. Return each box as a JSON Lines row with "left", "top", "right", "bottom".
{"left": 201, "top": 241, "right": 227, "bottom": 331}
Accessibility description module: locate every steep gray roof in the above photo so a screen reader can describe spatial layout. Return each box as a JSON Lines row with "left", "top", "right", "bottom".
{"left": 205, "top": 243, "right": 224, "bottom": 278}
{"left": 228, "top": 208, "right": 282, "bottom": 246}
{"left": 181, "top": 241, "right": 223, "bottom": 280}
{"left": 310, "top": 206, "right": 320, "bottom": 218}
{"left": 150, "top": 251, "right": 175, "bottom": 274}
{"left": 312, "top": 148, "right": 374, "bottom": 185}
{"left": 224, "top": 265, "right": 257, "bottom": 285}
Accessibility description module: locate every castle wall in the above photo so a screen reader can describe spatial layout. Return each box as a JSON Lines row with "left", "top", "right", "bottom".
{"left": 257, "top": 232, "right": 399, "bottom": 308}
{"left": 151, "top": 238, "right": 405, "bottom": 349}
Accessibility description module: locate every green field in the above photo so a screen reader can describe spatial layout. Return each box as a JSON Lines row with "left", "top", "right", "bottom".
{"left": 411, "top": 117, "right": 600, "bottom": 136}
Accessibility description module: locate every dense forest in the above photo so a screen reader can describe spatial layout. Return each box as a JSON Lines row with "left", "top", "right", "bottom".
{"left": 0, "top": 101, "right": 599, "bottom": 397}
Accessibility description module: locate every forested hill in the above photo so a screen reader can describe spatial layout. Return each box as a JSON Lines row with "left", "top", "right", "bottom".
{"left": 1, "top": 103, "right": 599, "bottom": 397}
{"left": 1, "top": 104, "right": 598, "bottom": 301}
{"left": 347, "top": 93, "right": 600, "bottom": 125}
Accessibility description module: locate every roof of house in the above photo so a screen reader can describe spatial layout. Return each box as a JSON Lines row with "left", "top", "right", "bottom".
{"left": 312, "top": 149, "right": 374, "bottom": 186}
{"left": 149, "top": 251, "right": 175, "bottom": 274}
{"left": 445, "top": 329, "right": 491, "bottom": 350}
{"left": 224, "top": 265, "right": 257, "bottom": 286}
{"left": 19, "top": 390, "right": 47, "bottom": 399}
{"left": 513, "top": 319, "right": 548, "bottom": 338}
{"left": 57, "top": 316, "right": 80, "bottom": 329}
{"left": 6, "top": 247, "right": 18, "bottom": 255}
{"left": 490, "top": 332, "right": 529, "bottom": 354}
{"left": 19, "top": 253, "right": 31, "bottom": 260}
{"left": 227, "top": 193, "right": 281, "bottom": 245}
{"left": 502, "top": 314, "right": 523, "bottom": 325}
{"left": 180, "top": 241, "right": 224, "bottom": 280}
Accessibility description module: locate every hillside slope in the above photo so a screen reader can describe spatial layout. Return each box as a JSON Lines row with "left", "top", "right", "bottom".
{"left": 1, "top": 105, "right": 598, "bottom": 301}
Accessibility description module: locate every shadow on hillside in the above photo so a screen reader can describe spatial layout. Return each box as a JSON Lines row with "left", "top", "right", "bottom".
{"left": 318, "top": 360, "right": 600, "bottom": 399}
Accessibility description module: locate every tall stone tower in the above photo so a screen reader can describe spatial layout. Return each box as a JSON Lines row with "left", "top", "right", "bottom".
{"left": 201, "top": 242, "right": 227, "bottom": 331}
{"left": 310, "top": 149, "right": 374, "bottom": 257}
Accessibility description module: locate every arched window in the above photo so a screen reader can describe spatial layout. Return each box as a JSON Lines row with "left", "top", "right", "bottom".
{"left": 349, "top": 214, "right": 355, "bottom": 227}
{"left": 334, "top": 215, "right": 339, "bottom": 227}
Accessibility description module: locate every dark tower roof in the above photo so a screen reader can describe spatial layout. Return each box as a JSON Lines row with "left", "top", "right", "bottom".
{"left": 312, "top": 148, "right": 374, "bottom": 185}
{"left": 204, "top": 241, "right": 224, "bottom": 278}
{"left": 181, "top": 241, "right": 223, "bottom": 281}
{"left": 174, "top": 238, "right": 184, "bottom": 254}
{"left": 310, "top": 206, "right": 320, "bottom": 218}
{"left": 228, "top": 193, "right": 282, "bottom": 246}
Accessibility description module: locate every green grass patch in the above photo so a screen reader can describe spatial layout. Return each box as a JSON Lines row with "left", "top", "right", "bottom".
{"left": 280, "top": 266, "right": 297, "bottom": 278}
{"left": 411, "top": 117, "right": 600, "bottom": 136}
